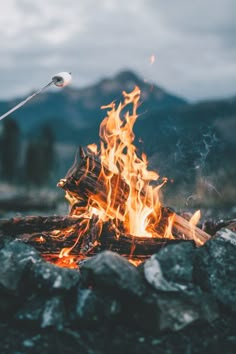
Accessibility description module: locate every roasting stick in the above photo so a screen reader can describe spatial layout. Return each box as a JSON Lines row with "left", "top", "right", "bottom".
{"left": 0, "top": 72, "right": 72, "bottom": 121}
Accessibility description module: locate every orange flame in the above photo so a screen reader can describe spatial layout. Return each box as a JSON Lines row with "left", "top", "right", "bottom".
{"left": 189, "top": 210, "right": 201, "bottom": 241}
{"left": 36, "top": 87, "right": 206, "bottom": 268}
{"left": 67, "top": 87, "right": 168, "bottom": 238}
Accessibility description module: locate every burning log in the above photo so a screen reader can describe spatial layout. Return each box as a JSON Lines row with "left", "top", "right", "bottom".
{"left": 29, "top": 230, "right": 182, "bottom": 259}
{"left": 58, "top": 154, "right": 210, "bottom": 246}
{"left": 172, "top": 213, "right": 210, "bottom": 245}
{"left": 0, "top": 215, "right": 188, "bottom": 262}
{"left": 0, "top": 215, "right": 79, "bottom": 236}
{"left": 58, "top": 154, "right": 129, "bottom": 219}
{"left": 85, "top": 222, "right": 187, "bottom": 257}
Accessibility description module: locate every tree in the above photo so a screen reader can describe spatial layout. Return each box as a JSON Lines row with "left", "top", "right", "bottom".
{"left": 40, "top": 124, "right": 55, "bottom": 183}
{"left": 24, "top": 124, "right": 55, "bottom": 186}
{"left": 0, "top": 118, "right": 21, "bottom": 182}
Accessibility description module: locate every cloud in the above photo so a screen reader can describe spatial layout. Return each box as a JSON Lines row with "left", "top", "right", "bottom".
{"left": 0, "top": 0, "right": 235, "bottom": 100}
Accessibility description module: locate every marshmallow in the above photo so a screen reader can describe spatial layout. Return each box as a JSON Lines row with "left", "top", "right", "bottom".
{"left": 52, "top": 72, "right": 72, "bottom": 87}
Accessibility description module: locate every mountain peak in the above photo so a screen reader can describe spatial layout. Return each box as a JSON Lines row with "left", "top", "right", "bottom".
{"left": 0, "top": 70, "right": 187, "bottom": 138}
{"left": 113, "top": 70, "right": 141, "bottom": 84}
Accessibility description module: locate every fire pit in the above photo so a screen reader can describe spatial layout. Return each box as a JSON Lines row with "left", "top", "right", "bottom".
{"left": 3, "top": 87, "right": 210, "bottom": 268}
{"left": 0, "top": 87, "right": 235, "bottom": 353}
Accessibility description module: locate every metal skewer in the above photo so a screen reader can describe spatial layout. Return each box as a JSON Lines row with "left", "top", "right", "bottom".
{"left": 0, "top": 72, "right": 72, "bottom": 121}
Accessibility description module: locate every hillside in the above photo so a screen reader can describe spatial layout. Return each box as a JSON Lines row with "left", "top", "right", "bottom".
{"left": 0, "top": 70, "right": 186, "bottom": 143}
{"left": 135, "top": 96, "right": 236, "bottom": 208}
{"left": 0, "top": 71, "right": 235, "bottom": 209}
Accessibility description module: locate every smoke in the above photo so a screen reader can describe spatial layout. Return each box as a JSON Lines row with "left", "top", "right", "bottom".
{"left": 194, "top": 131, "right": 219, "bottom": 170}
{"left": 150, "top": 123, "right": 225, "bottom": 209}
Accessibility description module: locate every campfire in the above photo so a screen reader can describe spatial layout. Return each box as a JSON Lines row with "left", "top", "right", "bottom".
{"left": 0, "top": 86, "right": 235, "bottom": 354}
{"left": 23, "top": 86, "right": 209, "bottom": 268}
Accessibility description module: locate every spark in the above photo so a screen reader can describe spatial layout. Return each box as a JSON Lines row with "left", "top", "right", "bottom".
{"left": 150, "top": 55, "right": 155, "bottom": 65}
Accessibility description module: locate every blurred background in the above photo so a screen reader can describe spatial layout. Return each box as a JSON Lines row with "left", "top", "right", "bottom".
{"left": 0, "top": 0, "right": 235, "bottom": 218}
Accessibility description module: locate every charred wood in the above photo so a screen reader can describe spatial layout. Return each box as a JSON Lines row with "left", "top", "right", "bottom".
{"left": 58, "top": 155, "right": 211, "bottom": 246}
{"left": 0, "top": 216, "right": 186, "bottom": 258}
{"left": 0, "top": 216, "right": 80, "bottom": 236}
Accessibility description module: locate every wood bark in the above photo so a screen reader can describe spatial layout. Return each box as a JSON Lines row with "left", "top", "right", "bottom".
{"left": 0, "top": 216, "right": 184, "bottom": 257}
{"left": 0, "top": 215, "right": 80, "bottom": 236}
{"left": 58, "top": 155, "right": 210, "bottom": 246}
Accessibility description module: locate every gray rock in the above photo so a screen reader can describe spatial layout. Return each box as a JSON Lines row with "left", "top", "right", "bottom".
{"left": 144, "top": 255, "right": 186, "bottom": 292}
{"left": 142, "top": 244, "right": 219, "bottom": 332}
{"left": 0, "top": 240, "right": 40, "bottom": 295}
{"left": 16, "top": 295, "right": 65, "bottom": 329}
{"left": 193, "top": 228, "right": 236, "bottom": 311}
{"left": 30, "top": 260, "right": 80, "bottom": 292}
{"left": 155, "top": 287, "right": 219, "bottom": 332}
{"left": 0, "top": 292, "right": 21, "bottom": 316}
{"left": 129, "top": 286, "right": 219, "bottom": 333}
{"left": 155, "top": 240, "right": 196, "bottom": 284}
{"left": 80, "top": 251, "right": 146, "bottom": 297}
{"left": 41, "top": 296, "right": 65, "bottom": 329}
{"left": 75, "top": 288, "right": 121, "bottom": 326}
{"left": 0, "top": 235, "right": 14, "bottom": 250}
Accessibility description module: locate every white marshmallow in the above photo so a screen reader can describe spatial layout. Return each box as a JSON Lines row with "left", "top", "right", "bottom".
{"left": 52, "top": 72, "right": 72, "bottom": 87}
{"left": 0, "top": 71, "right": 72, "bottom": 121}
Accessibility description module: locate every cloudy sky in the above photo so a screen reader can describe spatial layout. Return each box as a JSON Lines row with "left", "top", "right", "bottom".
{"left": 0, "top": 0, "right": 235, "bottom": 101}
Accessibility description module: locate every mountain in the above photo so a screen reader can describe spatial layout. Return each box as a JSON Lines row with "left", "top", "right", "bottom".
{"left": 0, "top": 70, "right": 186, "bottom": 143}
{"left": 134, "top": 95, "right": 236, "bottom": 208}
{"left": 0, "top": 70, "right": 235, "bottom": 209}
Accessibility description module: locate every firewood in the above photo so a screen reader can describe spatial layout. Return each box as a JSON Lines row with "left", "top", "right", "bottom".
{"left": 172, "top": 214, "right": 210, "bottom": 246}
{"left": 58, "top": 155, "right": 129, "bottom": 220}
{"left": 28, "top": 233, "right": 182, "bottom": 258}
{"left": 58, "top": 155, "right": 210, "bottom": 246}
{"left": 0, "top": 216, "right": 184, "bottom": 258}
{"left": 0, "top": 215, "right": 80, "bottom": 236}
{"left": 87, "top": 222, "right": 188, "bottom": 256}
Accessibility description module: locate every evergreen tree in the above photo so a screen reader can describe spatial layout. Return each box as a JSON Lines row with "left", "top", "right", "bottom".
{"left": 0, "top": 118, "right": 21, "bottom": 182}
{"left": 24, "top": 124, "right": 55, "bottom": 186}
{"left": 40, "top": 124, "right": 55, "bottom": 182}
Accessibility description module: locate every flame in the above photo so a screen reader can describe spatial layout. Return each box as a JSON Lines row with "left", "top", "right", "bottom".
{"left": 34, "top": 87, "right": 205, "bottom": 269}
{"left": 55, "top": 87, "right": 182, "bottom": 267}
{"left": 189, "top": 210, "right": 201, "bottom": 240}
{"left": 189, "top": 210, "right": 201, "bottom": 226}
{"left": 164, "top": 214, "right": 175, "bottom": 239}
{"left": 66, "top": 87, "right": 168, "bottom": 239}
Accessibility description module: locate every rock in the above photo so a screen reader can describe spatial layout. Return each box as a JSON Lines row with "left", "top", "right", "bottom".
{"left": 154, "top": 287, "right": 219, "bottom": 332}
{"left": 129, "top": 286, "right": 219, "bottom": 333}
{"left": 16, "top": 294, "right": 65, "bottom": 329}
{"left": 30, "top": 260, "right": 80, "bottom": 293}
{"left": 193, "top": 228, "right": 236, "bottom": 312}
{"left": 0, "top": 293, "right": 22, "bottom": 317}
{"left": 80, "top": 251, "right": 146, "bottom": 297}
{"left": 74, "top": 288, "right": 121, "bottom": 327}
{"left": 143, "top": 241, "right": 196, "bottom": 293}
{"left": 144, "top": 255, "right": 186, "bottom": 292}
{"left": 0, "top": 235, "right": 14, "bottom": 249}
{"left": 154, "top": 240, "right": 196, "bottom": 284}
{"left": 0, "top": 240, "right": 40, "bottom": 295}
{"left": 141, "top": 246, "right": 219, "bottom": 333}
